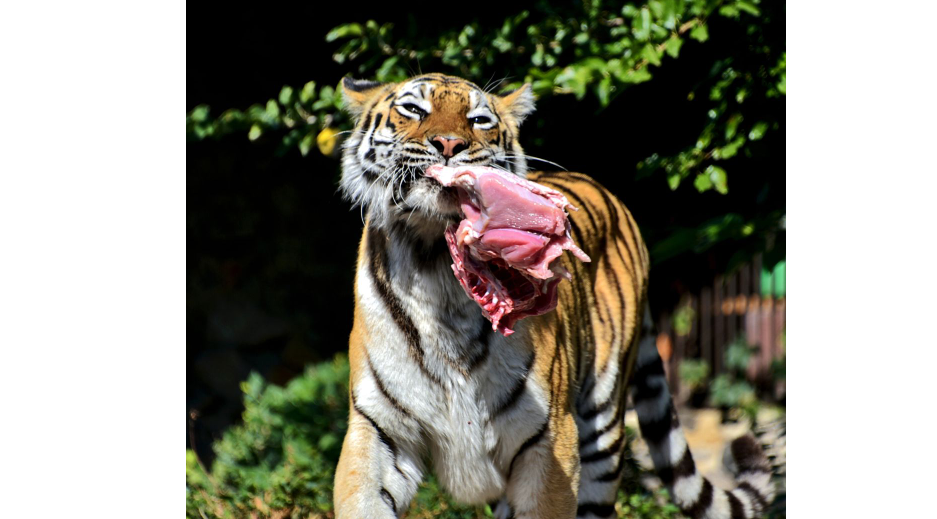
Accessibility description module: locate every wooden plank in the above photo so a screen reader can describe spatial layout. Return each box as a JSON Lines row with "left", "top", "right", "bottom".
{"left": 688, "top": 294, "right": 699, "bottom": 359}
{"left": 713, "top": 275, "right": 724, "bottom": 375}
{"left": 726, "top": 271, "right": 738, "bottom": 347}
{"left": 700, "top": 286, "right": 712, "bottom": 372}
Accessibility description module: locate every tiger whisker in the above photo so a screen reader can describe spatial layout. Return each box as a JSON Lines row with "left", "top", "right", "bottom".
{"left": 502, "top": 154, "right": 567, "bottom": 171}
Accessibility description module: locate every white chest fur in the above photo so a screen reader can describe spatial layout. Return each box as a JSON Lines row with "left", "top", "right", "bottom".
{"left": 354, "top": 228, "right": 549, "bottom": 503}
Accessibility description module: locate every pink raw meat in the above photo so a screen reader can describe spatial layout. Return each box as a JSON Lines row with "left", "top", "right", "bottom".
{"left": 426, "top": 164, "right": 591, "bottom": 335}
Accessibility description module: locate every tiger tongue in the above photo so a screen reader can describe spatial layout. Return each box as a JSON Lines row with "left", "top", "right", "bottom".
{"left": 426, "top": 164, "right": 590, "bottom": 335}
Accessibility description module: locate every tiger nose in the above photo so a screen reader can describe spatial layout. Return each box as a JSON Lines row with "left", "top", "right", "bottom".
{"left": 430, "top": 136, "right": 468, "bottom": 158}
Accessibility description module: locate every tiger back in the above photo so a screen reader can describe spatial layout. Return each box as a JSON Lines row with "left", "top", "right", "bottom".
{"left": 332, "top": 73, "right": 774, "bottom": 519}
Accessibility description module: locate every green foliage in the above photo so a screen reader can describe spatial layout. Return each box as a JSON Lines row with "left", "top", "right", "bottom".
{"left": 677, "top": 358, "right": 709, "bottom": 391}
{"left": 618, "top": 426, "right": 686, "bottom": 518}
{"left": 187, "top": 356, "right": 703, "bottom": 518}
{"left": 678, "top": 336, "right": 787, "bottom": 421}
{"left": 186, "top": 355, "right": 350, "bottom": 518}
{"left": 185, "top": 0, "right": 785, "bottom": 271}
{"left": 186, "top": 81, "right": 348, "bottom": 157}
{"left": 186, "top": 0, "right": 783, "bottom": 191}
{"left": 617, "top": 489, "right": 683, "bottom": 519}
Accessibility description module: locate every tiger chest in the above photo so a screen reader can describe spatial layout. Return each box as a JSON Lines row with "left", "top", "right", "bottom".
{"left": 356, "top": 245, "right": 550, "bottom": 503}
{"left": 419, "top": 339, "right": 549, "bottom": 504}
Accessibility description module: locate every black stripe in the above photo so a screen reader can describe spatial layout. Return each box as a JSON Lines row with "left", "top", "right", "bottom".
{"left": 578, "top": 396, "right": 612, "bottom": 420}
{"left": 622, "top": 208, "right": 648, "bottom": 269}
{"left": 567, "top": 172, "right": 642, "bottom": 287}
{"left": 597, "top": 253, "right": 624, "bottom": 375}
{"left": 361, "top": 107, "right": 374, "bottom": 135}
{"left": 632, "top": 378, "right": 664, "bottom": 404}
{"left": 730, "top": 435, "right": 769, "bottom": 473}
{"left": 633, "top": 352, "right": 666, "bottom": 380}
{"left": 367, "top": 227, "right": 442, "bottom": 387}
{"left": 632, "top": 356, "right": 666, "bottom": 403}
{"left": 577, "top": 373, "right": 595, "bottom": 409}
{"left": 466, "top": 320, "right": 491, "bottom": 372}
{"left": 594, "top": 450, "right": 626, "bottom": 482}
{"left": 549, "top": 172, "right": 639, "bottom": 288}
{"left": 352, "top": 397, "right": 407, "bottom": 479}
{"left": 367, "top": 353, "right": 416, "bottom": 421}
{"left": 534, "top": 178, "right": 620, "bottom": 366}
{"left": 737, "top": 482, "right": 769, "bottom": 514}
{"left": 576, "top": 502, "right": 615, "bottom": 517}
{"left": 639, "top": 404, "right": 678, "bottom": 445}
{"left": 373, "top": 113, "right": 383, "bottom": 131}
{"left": 684, "top": 479, "right": 714, "bottom": 519}
{"left": 580, "top": 432, "right": 624, "bottom": 464}
{"left": 579, "top": 399, "right": 626, "bottom": 447}
{"left": 579, "top": 418, "right": 617, "bottom": 447}
{"left": 508, "top": 421, "right": 548, "bottom": 476}
{"left": 537, "top": 177, "right": 599, "bottom": 235}
{"left": 658, "top": 446, "right": 696, "bottom": 485}
{"left": 353, "top": 403, "right": 396, "bottom": 456}
{"left": 491, "top": 354, "right": 534, "bottom": 418}
{"left": 343, "top": 77, "right": 383, "bottom": 92}
{"left": 380, "top": 487, "right": 397, "bottom": 514}
{"left": 727, "top": 491, "right": 746, "bottom": 519}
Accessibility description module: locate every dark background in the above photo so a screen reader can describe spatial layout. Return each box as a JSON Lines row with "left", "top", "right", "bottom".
{"left": 188, "top": 1, "right": 784, "bottom": 461}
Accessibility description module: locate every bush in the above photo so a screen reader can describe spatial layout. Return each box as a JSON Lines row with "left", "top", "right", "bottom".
{"left": 187, "top": 355, "right": 690, "bottom": 518}
{"left": 677, "top": 336, "right": 786, "bottom": 421}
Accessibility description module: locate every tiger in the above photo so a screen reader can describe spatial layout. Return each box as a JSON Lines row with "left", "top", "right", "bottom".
{"left": 332, "top": 73, "right": 774, "bottom": 519}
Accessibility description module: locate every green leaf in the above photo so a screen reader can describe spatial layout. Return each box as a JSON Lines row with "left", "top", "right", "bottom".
{"left": 188, "top": 105, "right": 210, "bottom": 123}
{"left": 725, "top": 114, "right": 742, "bottom": 140}
{"left": 278, "top": 86, "right": 294, "bottom": 106}
{"left": 266, "top": 99, "right": 280, "bottom": 119}
{"left": 248, "top": 124, "right": 262, "bottom": 141}
{"left": 664, "top": 35, "right": 683, "bottom": 58}
{"left": 376, "top": 56, "right": 401, "bottom": 82}
{"left": 299, "top": 81, "right": 316, "bottom": 104}
{"left": 633, "top": 8, "right": 651, "bottom": 41}
{"left": 715, "top": 136, "right": 745, "bottom": 159}
{"left": 642, "top": 43, "right": 662, "bottom": 66}
{"left": 690, "top": 23, "right": 709, "bottom": 42}
{"left": 325, "top": 23, "right": 363, "bottom": 42}
{"left": 749, "top": 121, "right": 769, "bottom": 140}
{"left": 667, "top": 173, "right": 681, "bottom": 190}
{"left": 706, "top": 165, "right": 728, "bottom": 194}
{"left": 719, "top": 5, "right": 739, "bottom": 17}
{"left": 619, "top": 67, "right": 652, "bottom": 84}
{"left": 299, "top": 132, "right": 314, "bottom": 156}
{"left": 694, "top": 172, "right": 713, "bottom": 192}
{"left": 737, "top": 1, "right": 762, "bottom": 16}
{"left": 596, "top": 76, "right": 612, "bottom": 107}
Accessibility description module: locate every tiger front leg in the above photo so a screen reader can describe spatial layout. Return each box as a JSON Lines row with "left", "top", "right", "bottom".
{"left": 502, "top": 411, "right": 581, "bottom": 519}
{"left": 333, "top": 405, "right": 423, "bottom": 518}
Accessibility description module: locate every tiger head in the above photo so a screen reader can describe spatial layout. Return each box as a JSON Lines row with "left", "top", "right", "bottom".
{"left": 339, "top": 73, "right": 535, "bottom": 233}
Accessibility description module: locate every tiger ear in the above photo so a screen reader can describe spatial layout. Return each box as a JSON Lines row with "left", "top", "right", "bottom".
{"left": 496, "top": 83, "right": 536, "bottom": 125}
{"left": 341, "top": 77, "right": 387, "bottom": 119}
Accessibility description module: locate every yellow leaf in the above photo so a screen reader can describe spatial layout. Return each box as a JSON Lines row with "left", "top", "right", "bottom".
{"left": 317, "top": 127, "right": 340, "bottom": 157}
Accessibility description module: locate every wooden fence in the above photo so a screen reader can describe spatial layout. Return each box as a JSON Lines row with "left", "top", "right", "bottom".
{"left": 654, "top": 255, "right": 786, "bottom": 400}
